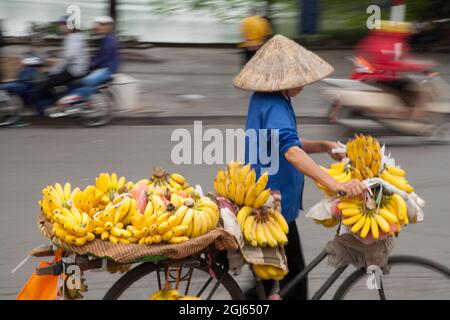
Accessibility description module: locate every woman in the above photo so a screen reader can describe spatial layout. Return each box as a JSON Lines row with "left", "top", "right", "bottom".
{"left": 233, "top": 35, "right": 367, "bottom": 300}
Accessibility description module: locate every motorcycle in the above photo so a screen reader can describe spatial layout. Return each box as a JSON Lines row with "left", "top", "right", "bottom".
{"left": 323, "top": 56, "right": 450, "bottom": 141}
{"left": 0, "top": 53, "right": 114, "bottom": 127}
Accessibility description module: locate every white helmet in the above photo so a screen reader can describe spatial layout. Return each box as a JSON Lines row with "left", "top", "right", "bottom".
{"left": 94, "top": 16, "right": 114, "bottom": 24}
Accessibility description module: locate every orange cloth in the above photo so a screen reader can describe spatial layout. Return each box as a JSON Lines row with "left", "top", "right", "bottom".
{"left": 16, "top": 249, "right": 64, "bottom": 300}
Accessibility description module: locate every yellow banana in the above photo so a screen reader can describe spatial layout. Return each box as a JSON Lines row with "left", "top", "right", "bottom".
{"left": 162, "top": 230, "right": 174, "bottom": 242}
{"left": 255, "top": 221, "right": 268, "bottom": 247}
{"left": 234, "top": 183, "right": 245, "bottom": 206}
{"left": 244, "top": 169, "right": 256, "bottom": 194}
{"left": 157, "top": 221, "right": 170, "bottom": 235}
{"left": 168, "top": 236, "right": 189, "bottom": 244}
{"left": 341, "top": 208, "right": 362, "bottom": 217}
{"left": 190, "top": 212, "right": 202, "bottom": 238}
{"left": 225, "top": 180, "right": 236, "bottom": 201}
{"left": 152, "top": 235, "right": 162, "bottom": 244}
{"left": 375, "top": 215, "right": 390, "bottom": 233}
{"left": 216, "top": 169, "right": 226, "bottom": 182}
{"left": 172, "top": 225, "right": 189, "bottom": 236}
{"left": 381, "top": 170, "right": 414, "bottom": 193}
{"left": 391, "top": 193, "right": 408, "bottom": 224}
{"left": 63, "top": 234, "right": 76, "bottom": 244}
{"left": 266, "top": 218, "right": 288, "bottom": 245}
{"left": 337, "top": 201, "right": 360, "bottom": 210}
{"left": 172, "top": 205, "right": 189, "bottom": 226}
{"left": 262, "top": 221, "right": 278, "bottom": 248}
{"left": 362, "top": 166, "right": 374, "bottom": 179}
{"left": 74, "top": 236, "right": 87, "bottom": 247}
{"left": 238, "top": 163, "right": 251, "bottom": 182}
{"left": 386, "top": 166, "right": 406, "bottom": 177}
{"left": 370, "top": 217, "right": 379, "bottom": 239}
{"left": 330, "top": 162, "right": 347, "bottom": 171}
{"left": 363, "top": 147, "right": 373, "bottom": 167}
{"left": 379, "top": 208, "right": 399, "bottom": 224}
{"left": 360, "top": 215, "right": 372, "bottom": 238}
{"left": 254, "top": 172, "right": 269, "bottom": 195}
{"left": 343, "top": 213, "right": 363, "bottom": 225}
{"left": 253, "top": 189, "right": 271, "bottom": 208}
{"left": 237, "top": 206, "right": 253, "bottom": 228}
{"left": 243, "top": 215, "right": 256, "bottom": 244}
{"left": 170, "top": 173, "right": 186, "bottom": 185}
{"left": 269, "top": 209, "right": 289, "bottom": 234}
{"left": 181, "top": 208, "right": 195, "bottom": 227}
{"left": 351, "top": 215, "right": 366, "bottom": 233}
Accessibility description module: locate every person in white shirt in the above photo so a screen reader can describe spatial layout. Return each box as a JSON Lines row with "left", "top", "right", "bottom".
{"left": 42, "top": 16, "right": 89, "bottom": 94}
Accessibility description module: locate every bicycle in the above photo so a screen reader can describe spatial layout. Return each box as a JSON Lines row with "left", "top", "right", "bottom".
{"left": 274, "top": 250, "right": 450, "bottom": 300}
{"left": 32, "top": 241, "right": 450, "bottom": 300}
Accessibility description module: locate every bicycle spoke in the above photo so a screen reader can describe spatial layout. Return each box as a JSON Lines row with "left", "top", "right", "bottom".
{"left": 184, "top": 267, "right": 194, "bottom": 296}
{"left": 377, "top": 277, "right": 387, "bottom": 300}
{"left": 196, "top": 276, "right": 213, "bottom": 297}
{"left": 206, "top": 273, "right": 226, "bottom": 300}
{"left": 156, "top": 269, "right": 162, "bottom": 291}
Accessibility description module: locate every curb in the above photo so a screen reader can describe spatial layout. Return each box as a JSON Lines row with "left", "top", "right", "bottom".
{"left": 17, "top": 115, "right": 330, "bottom": 127}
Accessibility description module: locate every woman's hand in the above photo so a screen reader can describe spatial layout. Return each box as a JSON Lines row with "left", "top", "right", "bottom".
{"left": 325, "top": 141, "right": 345, "bottom": 161}
{"left": 331, "top": 179, "right": 368, "bottom": 198}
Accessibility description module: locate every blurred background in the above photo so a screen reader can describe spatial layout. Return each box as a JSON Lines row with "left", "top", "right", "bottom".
{"left": 0, "top": 0, "right": 449, "bottom": 300}
{"left": 1, "top": 0, "right": 450, "bottom": 43}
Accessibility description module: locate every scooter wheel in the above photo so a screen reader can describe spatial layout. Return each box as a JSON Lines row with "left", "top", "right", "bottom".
{"left": 77, "top": 92, "right": 113, "bottom": 127}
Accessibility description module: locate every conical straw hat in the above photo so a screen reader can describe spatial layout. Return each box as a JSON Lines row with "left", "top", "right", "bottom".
{"left": 233, "top": 34, "right": 334, "bottom": 91}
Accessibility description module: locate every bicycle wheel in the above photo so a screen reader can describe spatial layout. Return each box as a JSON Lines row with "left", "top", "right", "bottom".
{"left": 103, "top": 258, "right": 245, "bottom": 300}
{"left": 333, "top": 255, "right": 450, "bottom": 300}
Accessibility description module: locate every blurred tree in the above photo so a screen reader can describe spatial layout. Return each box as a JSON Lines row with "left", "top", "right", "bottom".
{"left": 148, "top": 0, "right": 296, "bottom": 21}
{"left": 109, "top": 0, "right": 117, "bottom": 21}
{"left": 405, "top": 0, "right": 450, "bottom": 21}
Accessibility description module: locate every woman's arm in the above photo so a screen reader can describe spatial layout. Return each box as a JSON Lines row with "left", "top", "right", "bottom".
{"left": 285, "top": 146, "right": 367, "bottom": 197}
{"left": 301, "top": 139, "right": 329, "bottom": 154}
{"left": 301, "top": 139, "right": 345, "bottom": 161}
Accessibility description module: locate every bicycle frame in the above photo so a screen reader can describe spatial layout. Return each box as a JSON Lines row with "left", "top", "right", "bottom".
{"left": 275, "top": 250, "right": 387, "bottom": 300}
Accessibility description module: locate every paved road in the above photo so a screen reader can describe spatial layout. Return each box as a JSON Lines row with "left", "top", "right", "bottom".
{"left": 3, "top": 46, "right": 450, "bottom": 120}
{"left": 1, "top": 124, "right": 449, "bottom": 299}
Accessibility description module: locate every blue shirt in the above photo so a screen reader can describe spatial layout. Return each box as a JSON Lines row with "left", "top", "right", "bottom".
{"left": 91, "top": 33, "right": 120, "bottom": 74}
{"left": 244, "top": 92, "right": 305, "bottom": 223}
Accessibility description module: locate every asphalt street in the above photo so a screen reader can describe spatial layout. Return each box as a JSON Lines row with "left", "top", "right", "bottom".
{"left": 1, "top": 124, "right": 449, "bottom": 299}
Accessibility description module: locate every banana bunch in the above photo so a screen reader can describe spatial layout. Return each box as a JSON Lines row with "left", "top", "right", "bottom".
{"left": 239, "top": 207, "right": 289, "bottom": 247}
{"left": 148, "top": 167, "right": 195, "bottom": 196}
{"left": 95, "top": 172, "right": 126, "bottom": 202}
{"left": 381, "top": 166, "right": 414, "bottom": 193}
{"left": 181, "top": 197, "right": 220, "bottom": 240}
{"left": 39, "top": 183, "right": 80, "bottom": 221}
{"left": 339, "top": 192, "right": 409, "bottom": 239}
{"left": 346, "top": 134, "right": 382, "bottom": 180}
{"left": 316, "top": 162, "right": 352, "bottom": 196}
{"left": 72, "top": 185, "right": 107, "bottom": 217}
{"left": 51, "top": 206, "right": 95, "bottom": 246}
{"left": 253, "top": 264, "right": 288, "bottom": 281}
{"left": 382, "top": 193, "right": 410, "bottom": 228}
{"left": 138, "top": 203, "right": 190, "bottom": 245}
{"left": 214, "top": 162, "right": 271, "bottom": 209}
{"left": 92, "top": 197, "right": 140, "bottom": 244}
{"left": 149, "top": 287, "right": 201, "bottom": 300}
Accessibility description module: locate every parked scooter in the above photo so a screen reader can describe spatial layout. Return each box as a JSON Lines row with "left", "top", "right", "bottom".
{"left": 0, "top": 53, "right": 113, "bottom": 127}
{"left": 324, "top": 56, "right": 450, "bottom": 141}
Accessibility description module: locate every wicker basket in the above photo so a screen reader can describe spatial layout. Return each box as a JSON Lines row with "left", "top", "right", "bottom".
{"left": 38, "top": 214, "right": 239, "bottom": 264}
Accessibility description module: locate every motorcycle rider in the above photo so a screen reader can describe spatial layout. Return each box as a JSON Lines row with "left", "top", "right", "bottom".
{"left": 328, "top": 20, "right": 433, "bottom": 123}
{"left": 69, "top": 16, "right": 119, "bottom": 100}
{"left": 41, "top": 15, "right": 89, "bottom": 95}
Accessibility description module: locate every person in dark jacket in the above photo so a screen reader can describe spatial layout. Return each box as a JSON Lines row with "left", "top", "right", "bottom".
{"left": 82, "top": 16, "right": 119, "bottom": 89}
